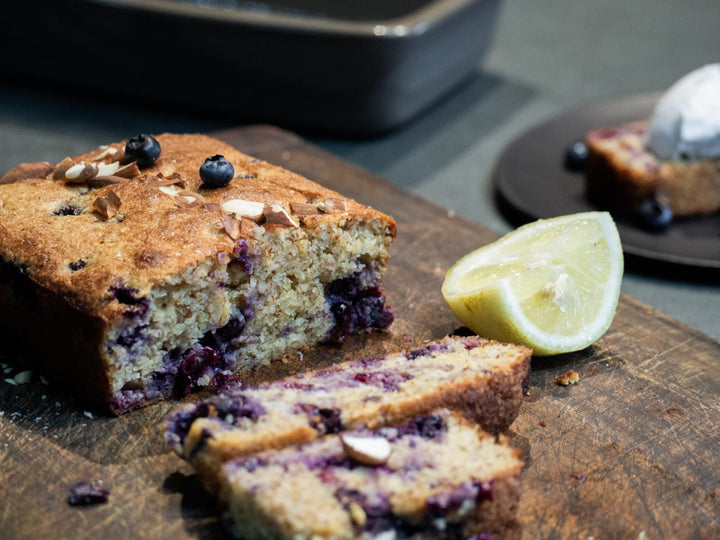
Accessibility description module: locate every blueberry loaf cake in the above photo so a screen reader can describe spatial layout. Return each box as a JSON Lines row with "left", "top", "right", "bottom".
{"left": 584, "top": 121, "right": 720, "bottom": 217}
{"left": 0, "top": 133, "right": 395, "bottom": 413}
{"left": 165, "top": 335, "right": 531, "bottom": 491}
{"left": 219, "top": 409, "right": 523, "bottom": 539}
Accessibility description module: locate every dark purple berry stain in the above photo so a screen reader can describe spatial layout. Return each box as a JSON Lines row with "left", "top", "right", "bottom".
{"left": 124, "top": 134, "right": 161, "bottom": 169}
{"left": 351, "top": 370, "right": 412, "bottom": 392}
{"left": 425, "top": 479, "right": 494, "bottom": 518}
{"left": 165, "top": 385, "right": 266, "bottom": 449}
{"left": 115, "top": 324, "right": 149, "bottom": 349}
{"left": 324, "top": 271, "right": 393, "bottom": 342}
{"left": 53, "top": 202, "right": 83, "bottom": 216}
{"left": 68, "top": 259, "right": 86, "bottom": 272}
{"left": 405, "top": 341, "right": 450, "bottom": 361}
{"left": 335, "top": 488, "right": 394, "bottom": 535}
{"left": 67, "top": 481, "right": 109, "bottom": 506}
{"left": 200, "top": 154, "right": 234, "bottom": 189}
{"left": 108, "top": 283, "right": 150, "bottom": 320}
{"left": 232, "top": 239, "right": 254, "bottom": 274}
{"left": 111, "top": 304, "right": 251, "bottom": 413}
{"left": 389, "top": 414, "right": 447, "bottom": 441}
{"left": 313, "top": 407, "right": 343, "bottom": 435}
{"left": 174, "top": 345, "right": 221, "bottom": 396}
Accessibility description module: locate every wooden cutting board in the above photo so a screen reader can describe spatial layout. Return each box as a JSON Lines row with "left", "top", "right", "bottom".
{"left": 1, "top": 126, "right": 718, "bottom": 539}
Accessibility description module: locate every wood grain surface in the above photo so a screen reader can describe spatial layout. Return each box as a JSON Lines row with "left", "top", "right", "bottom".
{"left": 1, "top": 126, "right": 718, "bottom": 539}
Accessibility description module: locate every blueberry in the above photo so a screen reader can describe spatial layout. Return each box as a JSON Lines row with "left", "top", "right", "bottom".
{"left": 124, "top": 134, "right": 161, "bottom": 168}
{"left": 67, "top": 481, "right": 110, "bottom": 506}
{"left": 564, "top": 141, "right": 588, "bottom": 172}
{"left": 639, "top": 194, "right": 673, "bottom": 230}
{"left": 200, "top": 155, "right": 234, "bottom": 188}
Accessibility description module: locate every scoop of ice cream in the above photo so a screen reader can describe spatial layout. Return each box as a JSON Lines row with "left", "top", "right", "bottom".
{"left": 646, "top": 63, "right": 720, "bottom": 160}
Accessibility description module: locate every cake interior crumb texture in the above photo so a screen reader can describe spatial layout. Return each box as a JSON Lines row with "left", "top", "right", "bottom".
{"left": 164, "top": 335, "right": 531, "bottom": 496}
{"left": 220, "top": 409, "right": 523, "bottom": 540}
{"left": 0, "top": 133, "right": 395, "bottom": 413}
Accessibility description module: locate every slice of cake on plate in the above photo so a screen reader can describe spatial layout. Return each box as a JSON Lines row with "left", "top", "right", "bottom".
{"left": 583, "top": 64, "right": 720, "bottom": 225}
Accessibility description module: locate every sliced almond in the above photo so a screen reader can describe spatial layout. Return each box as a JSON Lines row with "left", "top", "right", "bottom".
{"left": 180, "top": 189, "right": 207, "bottom": 204}
{"left": 110, "top": 161, "right": 140, "bottom": 179}
{"left": 158, "top": 185, "right": 182, "bottom": 196}
{"left": 96, "top": 161, "right": 122, "bottom": 177}
{"left": 53, "top": 157, "right": 78, "bottom": 179}
{"left": 87, "top": 175, "right": 130, "bottom": 188}
{"left": 155, "top": 172, "right": 185, "bottom": 186}
{"left": 92, "top": 146, "right": 118, "bottom": 161}
{"left": 64, "top": 162, "right": 99, "bottom": 183}
{"left": 206, "top": 202, "right": 241, "bottom": 239}
{"left": 222, "top": 198, "right": 264, "bottom": 219}
{"left": 1, "top": 161, "right": 54, "bottom": 184}
{"left": 264, "top": 203, "right": 298, "bottom": 228}
{"left": 93, "top": 189, "right": 121, "bottom": 219}
{"left": 290, "top": 201, "right": 321, "bottom": 217}
{"left": 340, "top": 434, "right": 392, "bottom": 466}
{"left": 320, "top": 198, "right": 347, "bottom": 214}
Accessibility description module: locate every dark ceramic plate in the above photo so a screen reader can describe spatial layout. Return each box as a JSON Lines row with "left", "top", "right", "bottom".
{"left": 493, "top": 92, "right": 720, "bottom": 273}
{"left": 0, "top": 0, "right": 499, "bottom": 134}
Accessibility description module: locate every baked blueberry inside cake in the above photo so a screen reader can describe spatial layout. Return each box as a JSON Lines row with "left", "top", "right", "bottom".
{"left": 0, "top": 133, "right": 395, "bottom": 413}
{"left": 164, "top": 335, "right": 531, "bottom": 494}
{"left": 218, "top": 409, "right": 523, "bottom": 539}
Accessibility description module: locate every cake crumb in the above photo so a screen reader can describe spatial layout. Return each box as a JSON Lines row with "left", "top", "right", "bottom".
{"left": 68, "top": 481, "right": 109, "bottom": 506}
{"left": 556, "top": 369, "right": 579, "bottom": 386}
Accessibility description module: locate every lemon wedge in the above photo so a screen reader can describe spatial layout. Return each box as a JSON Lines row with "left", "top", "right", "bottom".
{"left": 442, "top": 212, "right": 623, "bottom": 355}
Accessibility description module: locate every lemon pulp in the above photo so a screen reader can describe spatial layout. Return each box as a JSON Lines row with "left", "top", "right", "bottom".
{"left": 442, "top": 212, "right": 623, "bottom": 355}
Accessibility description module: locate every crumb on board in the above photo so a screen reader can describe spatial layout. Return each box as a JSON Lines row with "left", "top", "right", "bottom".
{"left": 556, "top": 369, "right": 580, "bottom": 386}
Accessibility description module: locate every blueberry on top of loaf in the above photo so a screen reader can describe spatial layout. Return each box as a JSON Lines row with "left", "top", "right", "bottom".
{"left": 0, "top": 134, "right": 396, "bottom": 413}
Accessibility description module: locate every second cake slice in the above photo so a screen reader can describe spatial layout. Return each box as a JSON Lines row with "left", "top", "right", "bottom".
{"left": 220, "top": 408, "right": 524, "bottom": 539}
{"left": 165, "top": 335, "right": 531, "bottom": 491}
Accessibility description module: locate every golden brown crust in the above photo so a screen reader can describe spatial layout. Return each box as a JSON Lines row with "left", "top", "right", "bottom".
{"left": 0, "top": 133, "right": 396, "bottom": 320}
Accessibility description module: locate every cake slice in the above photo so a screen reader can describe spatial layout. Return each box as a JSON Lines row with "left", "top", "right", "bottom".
{"left": 0, "top": 133, "right": 395, "bottom": 413}
{"left": 219, "top": 409, "right": 523, "bottom": 540}
{"left": 164, "top": 335, "right": 531, "bottom": 491}
{"left": 584, "top": 121, "right": 720, "bottom": 217}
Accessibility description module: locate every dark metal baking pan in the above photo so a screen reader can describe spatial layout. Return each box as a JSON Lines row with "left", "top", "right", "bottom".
{"left": 0, "top": 0, "right": 500, "bottom": 134}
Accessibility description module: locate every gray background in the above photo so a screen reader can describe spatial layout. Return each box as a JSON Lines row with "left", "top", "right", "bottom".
{"left": 1, "top": 0, "right": 718, "bottom": 339}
